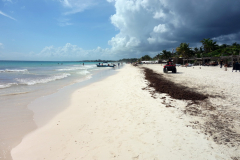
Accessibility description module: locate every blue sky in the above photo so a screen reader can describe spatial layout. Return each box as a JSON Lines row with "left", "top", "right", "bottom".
{"left": 0, "top": 0, "right": 118, "bottom": 60}
{"left": 1, "top": 0, "right": 240, "bottom": 61}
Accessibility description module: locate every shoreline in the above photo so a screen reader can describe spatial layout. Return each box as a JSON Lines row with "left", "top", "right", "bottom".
{"left": 0, "top": 66, "right": 122, "bottom": 160}
{"left": 11, "top": 64, "right": 239, "bottom": 159}
{"left": 29, "top": 66, "right": 123, "bottom": 128}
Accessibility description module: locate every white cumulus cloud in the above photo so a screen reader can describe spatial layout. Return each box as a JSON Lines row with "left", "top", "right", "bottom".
{"left": 153, "top": 24, "right": 167, "bottom": 33}
{"left": 107, "top": 0, "right": 179, "bottom": 53}
{"left": 38, "top": 43, "right": 116, "bottom": 60}
{"left": 31, "top": 0, "right": 240, "bottom": 60}
{"left": 107, "top": 0, "right": 240, "bottom": 56}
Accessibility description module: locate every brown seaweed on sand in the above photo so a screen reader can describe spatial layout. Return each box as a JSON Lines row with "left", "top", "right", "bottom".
{"left": 141, "top": 67, "right": 240, "bottom": 149}
{"left": 142, "top": 68, "right": 207, "bottom": 101}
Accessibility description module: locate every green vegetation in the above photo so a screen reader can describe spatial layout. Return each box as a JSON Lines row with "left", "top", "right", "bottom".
{"left": 118, "top": 58, "right": 138, "bottom": 62}
{"left": 117, "top": 39, "right": 240, "bottom": 63}
{"left": 140, "top": 55, "right": 152, "bottom": 61}
{"left": 176, "top": 43, "right": 191, "bottom": 59}
{"left": 138, "top": 39, "right": 240, "bottom": 62}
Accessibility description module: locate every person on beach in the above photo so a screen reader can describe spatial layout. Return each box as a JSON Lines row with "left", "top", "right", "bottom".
{"left": 83, "top": 63, "right": 84, "bottom": 66}
{"left": 220, "top": 60, "right": 223, "bottom": 68}
{"left": 232, "top": 61, "right": 239, "bottom": 72}
{"left": 167, "top": 59, "right": 172, "bottom": 65}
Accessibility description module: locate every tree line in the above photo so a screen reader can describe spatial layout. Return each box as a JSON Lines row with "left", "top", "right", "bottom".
{"left": 139, "top": 38, "right": 240, "bottom": 61}
{"left": 118, "top": 58, "right": 138, "bottom": 62}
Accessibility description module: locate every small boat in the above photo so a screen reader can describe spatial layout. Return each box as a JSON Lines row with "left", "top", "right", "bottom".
{"left": 96, "top": 63, "right": 116, "bottom": 67}
{"left": 96, "top": 64, "right": 116, "bottom": 67}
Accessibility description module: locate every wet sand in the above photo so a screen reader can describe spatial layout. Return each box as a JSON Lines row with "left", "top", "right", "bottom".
{"left": 0, "top": 67, "right": 119, "bottom": 160}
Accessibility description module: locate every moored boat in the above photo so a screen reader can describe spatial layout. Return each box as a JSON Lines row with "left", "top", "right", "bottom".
{"left": 96, "top": 63, "right": 116, "bottom": 67}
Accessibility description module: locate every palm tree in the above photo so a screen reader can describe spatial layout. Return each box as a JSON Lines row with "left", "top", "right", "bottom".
{"left": 232, "top": 42, "right": 239, "bottom": 47}
{"left": 153, "top": 53, "right": 161, "bottom": 60}
{"left": 219, "top": 44, "right": 228, "bottom": 49}
{"left": 200, "top": 38, "right": 218, "bottom": 54}
{"left": 199, "top": 47, "right": 204, "bottom": 53}
{"left": 194, "top": 47, "right": 199, "bottom": 54}
{"left": 176, "top": 43, "right": 191, "bottom": 59}
{"left": 141, "top": 55, "right": 152, "bottom": 61}
{"left": 230, "top": 45, "right": 240, "bottom": 55}
{"left": 161, "top": 50, "right": 172, "bottom": 59}
{"left": 176, "top": 43, "right": 192, "bottom": 63}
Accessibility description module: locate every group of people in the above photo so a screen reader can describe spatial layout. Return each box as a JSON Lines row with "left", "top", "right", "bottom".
{"left": 219, "top": 60, "right": 240, "bottom": 72}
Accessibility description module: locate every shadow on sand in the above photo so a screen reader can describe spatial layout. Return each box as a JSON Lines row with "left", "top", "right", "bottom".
{"left": 165, "top": 71, "right": 184, "bottom": 74}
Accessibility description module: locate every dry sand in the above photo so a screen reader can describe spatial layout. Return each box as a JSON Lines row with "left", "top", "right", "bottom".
{"left": 11, "top": 64, "right": 240, "bottom": 160}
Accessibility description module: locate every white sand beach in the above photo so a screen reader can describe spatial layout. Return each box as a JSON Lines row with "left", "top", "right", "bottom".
{"left": 11, "top": 64, "right": 240, "bottom": 160}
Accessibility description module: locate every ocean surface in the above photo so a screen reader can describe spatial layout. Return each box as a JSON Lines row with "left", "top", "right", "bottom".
{"left": 0, "top": 60, "right": 123, "bottom": 160}
{"left": 0, "top": 61, "right": 105, "bottom": 91}
{"left": 0, "top": 60, "right": 122, "bottom": 108}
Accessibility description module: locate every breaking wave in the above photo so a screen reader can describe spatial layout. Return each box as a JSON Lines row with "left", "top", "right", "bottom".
{"left": 0, "top": 69, "right": 28, "bottom": 73}
{"left": 78, "top": 70, "right": 90, "bottom": 75}
{"left": 0, "top": 83, "right": 18, "bottom": 89}
{"left": 16, "top": 73, "right": 71, "bottom": 85}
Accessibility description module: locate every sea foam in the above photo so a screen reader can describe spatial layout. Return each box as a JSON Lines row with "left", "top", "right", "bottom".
{"left": 16, "top": 73, "right": 71, "bottom": 85}
{"left": 78, "top": 70, "right": 90, "bottom": 75}
{"left": 0, "top": 83, "right": 18, "bottom": 89}
{"left": 2, "top": 69, "right": 28, "bottom": 73}
{"left": 56, "top": 67, "right": 83, "bottom": 71}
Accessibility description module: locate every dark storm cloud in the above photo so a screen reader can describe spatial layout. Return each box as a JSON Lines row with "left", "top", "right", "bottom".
{"left": 108, "top": 0, "right": 240, "bottom": 56}
{"left": 172, "top": 0, "right": 240, "bottom": 43}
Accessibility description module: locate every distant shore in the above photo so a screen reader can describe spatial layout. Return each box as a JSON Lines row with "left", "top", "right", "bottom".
{"left": 12, "top": 64, "right": 240, "bottom": 159}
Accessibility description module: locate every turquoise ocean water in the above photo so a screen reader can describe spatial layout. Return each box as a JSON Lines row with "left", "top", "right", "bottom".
{"left": 0, "top": 61, "right": 99, "bottom": 91}
{"left": 0, "top": 60, "right": 122, "bottom": 107}
{"left": 0, "top": 60, "right": 122, "bottom": 159}
{"left": 0, "top": 60, "right": 122, "bottom": 96}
